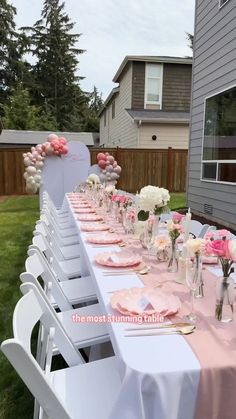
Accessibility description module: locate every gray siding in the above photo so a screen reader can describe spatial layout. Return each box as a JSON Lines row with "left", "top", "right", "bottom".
{"left": 188, "top": 0, "right": 236, "bottom": 229}
{"left": 132, "top": 62, "right": 145, "bottom": 109}
{"left": 162, "top": 64, "right": 192, "bottom": 112}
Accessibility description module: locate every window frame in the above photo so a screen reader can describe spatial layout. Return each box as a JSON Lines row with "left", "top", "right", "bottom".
{"left": 201, "top": 84, "right": 236, "bottom": 185}
{"left": 144, "top": 63, "right": 163, "bottom": 109}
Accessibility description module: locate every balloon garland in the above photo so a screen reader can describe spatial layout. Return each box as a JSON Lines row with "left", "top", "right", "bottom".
{"left": 23, "top": 133, "right": 69, "bottom": 194}
{"left": 97, "top": 152, "right": 122, "bottom": 184}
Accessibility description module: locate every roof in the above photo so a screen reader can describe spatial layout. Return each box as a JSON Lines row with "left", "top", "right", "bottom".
{"left": 126, "top": 109, "right": 190, "bottom": 124}
{"left": 113, "top": 55, "right": 192, "bottom": 82}
{"left": 0, "top": 130, "right": 99, "bottom": 147}
{"left": 98, "top": 87, "right": 119, "bottom": 116}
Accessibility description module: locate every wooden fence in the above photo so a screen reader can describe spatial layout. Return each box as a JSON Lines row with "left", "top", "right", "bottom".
{"left": 0, "top": 147, "right": 188, "bottom": 195}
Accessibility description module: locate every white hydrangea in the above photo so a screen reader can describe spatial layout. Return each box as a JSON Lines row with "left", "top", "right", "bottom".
{"left": 139, "top": 185, "right": 170, "bottom": 212}
{"left": 87, "top": 174, "right": 100, "bottom": 184}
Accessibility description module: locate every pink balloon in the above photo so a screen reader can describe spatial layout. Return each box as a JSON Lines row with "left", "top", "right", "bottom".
{"left": 61, "top": 145, "right": 68, "bottom": 154}
{"left": 97, "top": 152, "right": 106, "bottom": 161}
{"left": 45, "top": 145, "right": 54, "bottom": 155}
{"left": 23, "top": 153, "right": 27, "bottom": 158}
{"left": 113, "top": 161, "right": 117, "bottom": 168}
{"left": 105, "top": 152, "right": 109, "bottom": 156}
{"left": 55, "top": 150, "right": 60, "bottom": 155}
{"left": 58, "top": 137, "right": 67, "bottom": 145}
{"left": 53, "top": 144, "right": 59, "bottom": 151}
{"left": 47, "top": 133, "right": 58, "bottom": 142}
{"left": 98, "top": 159, "right": 106, "bottom": 169}
{"left": 42, "top": 152, "right": 46, "bottom": 157}
{"left": 114, "top": 165, "right": 121, "bottom": 174}
{"left": 107, "top": 156, "right": 115, "bottom": 164}
{"left": 105, "top": 160, "right": 110, "bottom": 166}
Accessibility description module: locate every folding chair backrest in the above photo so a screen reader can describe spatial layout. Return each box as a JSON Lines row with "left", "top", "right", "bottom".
{"left": 29, "top": 234, "right": 68, "bottom": 281}
{"left": 189, "top": 220, "right": 203, "bottom": 238}
{"left": 22, "top": 252, "right": 72, "bottom": 311}
{"left": 1, "top": 283, "right": 83, "bottom": 419}
{"left": 34, "top": 222, "right": 64, "bottom": 261}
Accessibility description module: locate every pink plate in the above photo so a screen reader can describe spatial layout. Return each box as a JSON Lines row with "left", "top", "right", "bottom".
{"left": 72, "top": 204, "right": 91, "bottom": 208}
{"left": 77, "top": 214, "right": 103, "bottom": 222}
{"left": 110, "top": 287, "right": 181, "bottom": 317}
{"left": 87, "top": 234, "right": 122, "bottom": 245}
{"left": 95, "top": 251, "right": 142, "bottom": 267}
{"left": 81, "top": 223, "right": 110, "bottom": 232}
{"left": 74, "top": 208, "right": 95, "bottom": 214}
{"left": 202, "top": 256, "right": 218, "bottom": 264}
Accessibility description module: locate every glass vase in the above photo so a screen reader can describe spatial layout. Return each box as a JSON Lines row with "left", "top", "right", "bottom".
{"left": 193, "top": 254, "right": 204, "bottom": 299}
{"left": 167, "top": 241, "right": 178, "bottom": 273}
{"left": 215, "top": 276, "right": 234, "bottom": 323}
{"left": 153, "top": 214, "right": 160, "bottom": 237}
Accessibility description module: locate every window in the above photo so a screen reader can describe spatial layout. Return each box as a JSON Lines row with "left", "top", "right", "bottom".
{"left": 104, "top": 109, "right": 107, "bottom": 127}
{"left": 112, "top": 101, "right": 115, "bottom": 119}
{"left": 145, "top": 63, "right": 163, "bottom": 107}
{"left": 202, "top": 85, "right": 236, "bottom": 183}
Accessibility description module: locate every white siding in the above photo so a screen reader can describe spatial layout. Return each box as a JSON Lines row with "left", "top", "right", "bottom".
{"left": 100, "top": 64, "right": 137, "bottom": 148}
{"left": 139, "top": 123, "right": 189, "bottom": 149}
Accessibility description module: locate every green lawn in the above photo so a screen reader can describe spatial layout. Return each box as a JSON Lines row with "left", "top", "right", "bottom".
{"left": 0, "top": 196, "right": 39, "bottom": 419}
{"left": 0, "top": 192, "right": 185, "bottom": 418}
{"left": 169, "top": 192, "right": 186, "bottom": 210}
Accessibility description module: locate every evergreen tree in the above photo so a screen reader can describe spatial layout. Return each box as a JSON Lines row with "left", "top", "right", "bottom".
{"left": 83, "top": 86, "right": 103, "bottom": 132}
{"left": 0, "top": 0, "right": 29, "bottom": 103}
{"left": 2, "top": 84, "right": 39, "bottom": 130}
{"left": 22, "top": 0, "right": 86, "bottom": 130}
{"left": 186, "top": 32, "right": 194, "bottom": 51}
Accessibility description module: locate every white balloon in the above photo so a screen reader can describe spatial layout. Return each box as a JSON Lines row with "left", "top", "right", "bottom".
{"left": 35, "top": 161, "right": 44, "bottom": 169}
{"left": 27, "top": 166, "right": 37, "bottom": 175}
{"left": 34, "top": 174, "right": 41, "bottom": 183}
{"left": 24, "top": 157, "right": 31, "bottom": 166}
{"left": 23, "top": 172, "right": 29, "bottom": 179}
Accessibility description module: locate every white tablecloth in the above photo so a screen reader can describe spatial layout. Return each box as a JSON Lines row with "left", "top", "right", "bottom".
{"left": 67, "top": 197, "right": 201, "bottom": 419}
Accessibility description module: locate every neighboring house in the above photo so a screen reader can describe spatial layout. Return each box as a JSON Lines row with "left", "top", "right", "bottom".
{"left": 99, "top": 56, "right": 192, "bottom": 149}
{"left": 187, "top": 0, "right": 236, "bottom": 230}
{"left": 0, "top": 130, "right": 99, "bottom": 148}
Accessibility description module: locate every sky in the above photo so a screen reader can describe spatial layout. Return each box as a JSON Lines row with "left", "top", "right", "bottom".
{"left": 11, "top": 0, "right": 195, "bottom": 100}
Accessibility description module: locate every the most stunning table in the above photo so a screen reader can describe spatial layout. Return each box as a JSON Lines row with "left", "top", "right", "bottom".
{"left": 66, "top": 193, "right": 236, "bottom": 419}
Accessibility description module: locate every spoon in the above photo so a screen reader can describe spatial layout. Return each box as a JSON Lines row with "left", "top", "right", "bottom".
{"left": 102, "top": 265, "right": 150, "bottom": 276}
{"left": 125, "top": 325, "right": 195, "bottom": 337}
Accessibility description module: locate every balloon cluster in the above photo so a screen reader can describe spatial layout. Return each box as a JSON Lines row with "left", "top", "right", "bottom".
{"left": 97, "top": 152, "right": 122, "bottom": 184}
{"left": 23, "top": 133, "right": 69, "bottom": 194}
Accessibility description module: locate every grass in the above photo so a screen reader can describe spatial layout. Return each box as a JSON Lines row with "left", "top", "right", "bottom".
{"left": 169, "top": 192, "right": 186, "bottom": 210}
{"left": 0, "top": 196, "right": 39, "bottom": 419}
{"left": 0, "top": 192, "right": 185, "bottom": 418}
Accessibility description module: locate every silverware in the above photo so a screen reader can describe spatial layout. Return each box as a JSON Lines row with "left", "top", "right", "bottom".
{"left": 125, "top": 322, "right": 194, "bottom": 331}
{"left": 124, "top": 325, "right": 195, "bottom": 337}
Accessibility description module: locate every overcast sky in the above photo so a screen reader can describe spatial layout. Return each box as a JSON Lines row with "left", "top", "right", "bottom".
{"left": 11, "top": 0, "right": 195, "bottom": 99}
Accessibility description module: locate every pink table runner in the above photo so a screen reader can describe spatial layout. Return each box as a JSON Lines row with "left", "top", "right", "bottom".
{"left": 70, "top": 196, "right": 236, "bottom": 419}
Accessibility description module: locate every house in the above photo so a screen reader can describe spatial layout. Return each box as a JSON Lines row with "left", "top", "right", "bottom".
{"left": 99, "top": 56, "right": 192, "bottom": 149}
{"left": 187, "top": 0, "right": 236, "bottom": 230}
{"left": 0, "top": 130, "right": 100, "bottom": 148}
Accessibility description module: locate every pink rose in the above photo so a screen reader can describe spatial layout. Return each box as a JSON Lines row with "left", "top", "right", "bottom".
{"left": 204, "top": 231, "right": 215, "bottom": 241}
{"left": 218, "top": 229, "right": 231, "bottom": 239}
{"left": 206, "top": 239, "right": 229, "bottom": 257}
{"left": 173, "top": 223, "right": 182, "bottom": 231}
{"left": 172, "top": 212, "right": 184, "bottom": 224}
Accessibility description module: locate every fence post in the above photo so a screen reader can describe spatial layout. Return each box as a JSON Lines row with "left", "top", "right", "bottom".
{"left": 167, "top": 147, "right": 173, "bottom": 192}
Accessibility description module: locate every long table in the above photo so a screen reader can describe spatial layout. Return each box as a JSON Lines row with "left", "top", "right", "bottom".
{"left": 66, "top": 194, "right": 236, "bottom": 419}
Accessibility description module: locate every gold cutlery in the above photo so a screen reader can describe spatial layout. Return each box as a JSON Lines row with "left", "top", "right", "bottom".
{"left": 124, "top": 325, "right": 195, "bottom": 337}
{"left": 125, "top": 322, "right": 194, "bottom": 331}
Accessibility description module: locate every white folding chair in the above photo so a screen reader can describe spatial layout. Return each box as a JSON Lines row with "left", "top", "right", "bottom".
{"left": 19, "top": 278, "right": 109, "bottom": 355}
{"left": 23, "top": 252, "right": 96, "bottom": 308}
{"left": 1, "top": 283, "right": 121, "bottom": 419}
{"left": 38, "top": 213, "right": 79, "bottom": 246}
{"left": 29, "top": 234, "right": 84, "bottom": 279}
{"left": 189, "top": 220, "right": 203, "bottom": 238}
{"left": 34, "top": 222, "right": 81, "bottom": 260}
{"left": 40, "top": 208, "right": 78, "bottom": 238}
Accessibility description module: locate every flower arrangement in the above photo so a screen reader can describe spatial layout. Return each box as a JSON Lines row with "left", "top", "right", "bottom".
{"left": 203, "top": 229, "right": 236, "bottom": 321}
{"left": 166, "top": 213, "right": 184, "bottom": 243}
{"left": 97, "top": 152, "right": 121, "bottom": 184}
{"left": 105, "top": 184, "right": 116, "bottom": 196}
{"left": 23, "top": 133, "right": 68, "bottom": 194}
{"left": 112, "top": 194, "right": 133, "bottom": 208}
{"left": 86, "top": 173, "right": 101, "bottom": 185}
{"left": 138, "top": 185, "right": 170, "bottom": 221}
